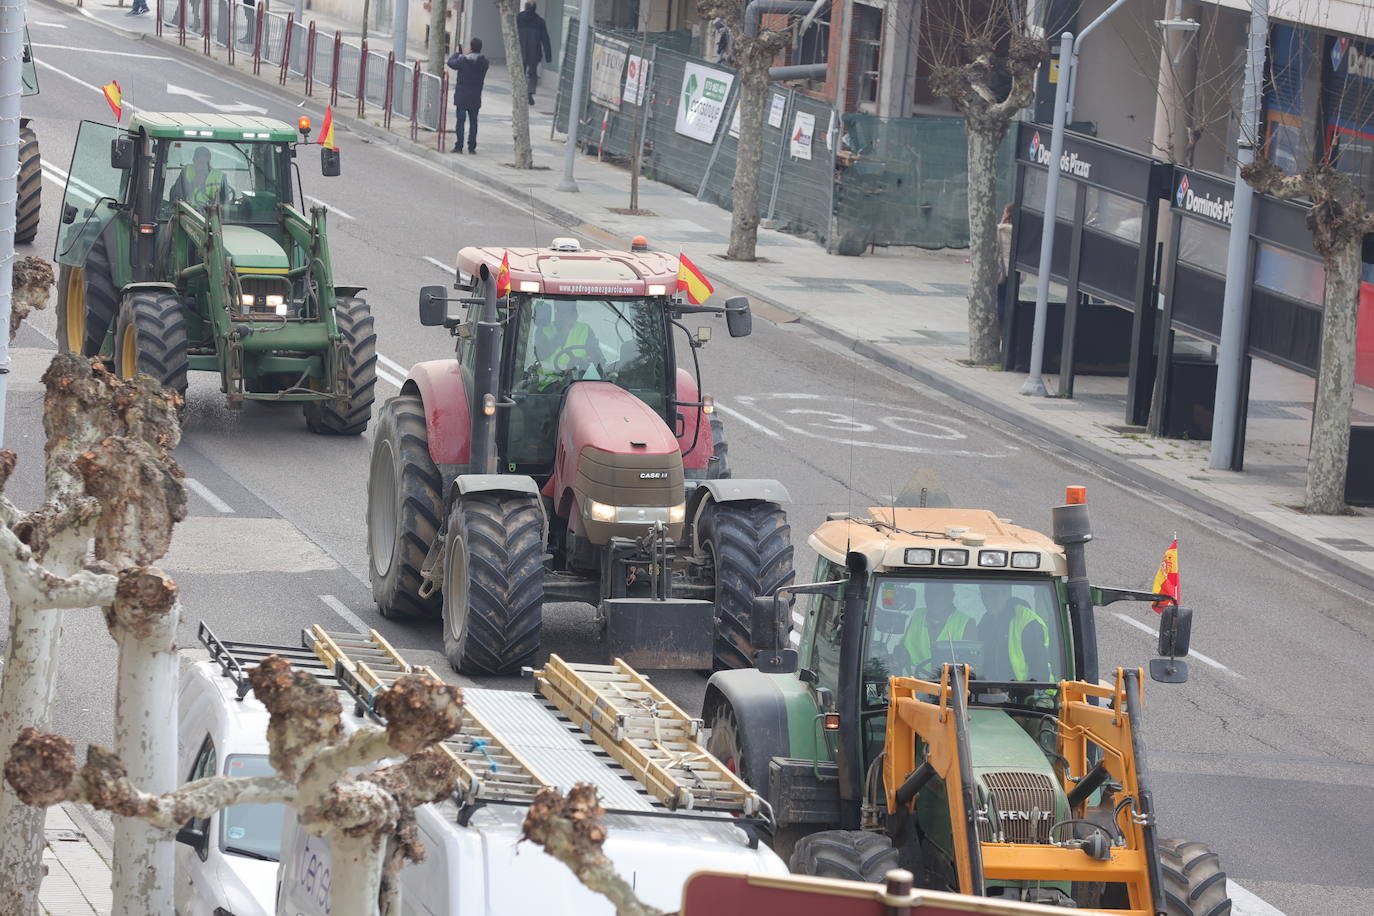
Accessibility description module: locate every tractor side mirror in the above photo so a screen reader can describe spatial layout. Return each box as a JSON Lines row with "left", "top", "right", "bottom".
{"left": 321, "top": 146, "right": 341, "bottom": 177}
{"left": 419, "top": 286, "right": 447, "bottom": 326}
{"left": 110, "top": 137, "right": 135, "bottom": 170}
{"left": 1149, "top": 604, "right": 1192, "bottom": 684}
{"left": 62, "top": 203, "right": 77, "bottom": 225}
{"left": 724, "top": 296, "right": 752, "bottom": 338}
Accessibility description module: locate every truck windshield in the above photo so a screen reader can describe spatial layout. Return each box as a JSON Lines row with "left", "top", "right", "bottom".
{"left": 861, "top": 576, "right": 1068, "bottom": 703}
{"left": 220, "top": 754, "right": 285, "bottom": 861}
{"left": 159, "top": 139, "right": 291, "bottom": 223}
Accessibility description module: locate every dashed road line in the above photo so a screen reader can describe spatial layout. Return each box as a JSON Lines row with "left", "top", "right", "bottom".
{"left": 376, "top": 353, "right": 406, "bottom": 390}
{"left": 1228, "top": 881, "right": 1286, "bottom": 915}
{"left": 319, "top": 594, "right": 370, "bottom": 635}
{"left": 1111, "top": 612, "right": 1241, "bottom": 677}
{"left": 424, "top": 255, "right": 457, "bottom": 275}
{"left": 32, "top": 43, "right": 170, "bottom": 59}
{"left": 306, "top": 195, "right": 354, "bottom": 220}
{"left": 713, "top": 401, "right": 782, "bottom": 439}
{"left": 35, "top": 59, "right": 140, "bottom": 113}
{"left": 184, "top": 477, "right": 234, "bottom": 514}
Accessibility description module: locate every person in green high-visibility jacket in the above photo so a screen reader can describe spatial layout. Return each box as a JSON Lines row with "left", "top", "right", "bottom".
{"left": 170, "top": 146, "right": 229, "bottom": 209}
{"left": 530, "top": 301, "right": 601, "bottom": 389}
{"left": 978, "top": 582, "right": 1053, "bottom": 682}
{"left": 901, "top": 581, "right": 980, "bottom": 673}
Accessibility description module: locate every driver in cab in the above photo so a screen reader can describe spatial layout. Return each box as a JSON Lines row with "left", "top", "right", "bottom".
{"left": 530, "top": 301, "right": 602, "bottom": 389}
{"left": 898, "top": 580, "right": 980, "bottom": 675}
{"left": 170, "top": 146, "right": 231, "bottom": 209}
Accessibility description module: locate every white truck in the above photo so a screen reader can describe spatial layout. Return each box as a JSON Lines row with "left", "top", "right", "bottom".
{"left": 182, "top": 624, "right": 788, "bottom": 916}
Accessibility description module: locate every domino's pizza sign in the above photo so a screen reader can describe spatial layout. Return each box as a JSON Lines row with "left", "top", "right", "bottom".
{"left": 1175, "top": 175, "right": 1189, "bottom": 208}
{"left": 1174, "top": 173, "right": 1234, "bottom": 224}
{"left": 1333, "top": 37, "right": 1349, "bottom": 72}
{"left": 1029, "top": 131, "right": 1042, "bottom": 161}
{"left": 1024, "top": 130, "right": 1093, "bottom": 178}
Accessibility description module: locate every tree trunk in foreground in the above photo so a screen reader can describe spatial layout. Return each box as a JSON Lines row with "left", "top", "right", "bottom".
{"left": 427, "top": 0, "right": 449, "bottom": 74}
{"left": 495, "top": 0, "right": 533, "bottom": 168}
{"left": 965, "top": 125, "right": 1004, "bottom": 365}
{"left": 1307, "top": 238, "right": 1361, "bottom": 514}
{"left": 727, "top": 68, "right": 768, "bottom": 261}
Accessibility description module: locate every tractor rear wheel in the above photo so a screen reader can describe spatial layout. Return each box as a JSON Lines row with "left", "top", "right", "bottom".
{"left": 686, "top": 413, "right": 731, "bottom": 480}
{"left": 1160, "top": 838, "right": 1231, "bottom": 916}
{"left": 55, "top": 235, "right": 118, "bottom": 357}
{"left": 115, "top": 290, "right": 188, "bottom": 399}
{"left": 698, "top": 499, "right": 794, "bottom": 671}
{"left": 442, "top": 492, "right": 545, "bottom": 676}
{"left": 790, "top": 830, "right": 899, "bottom": 883}
{"left": 304, "top": 297, "right": 377, "bottom": 435}
{"left": 368, "top": 395, "right": 444, "bottom": 620}
{"left": 15, "top": 126, "right": 40, "bottom": 245}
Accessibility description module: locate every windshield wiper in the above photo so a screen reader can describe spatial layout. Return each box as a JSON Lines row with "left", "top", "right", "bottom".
{"left": 223, "top": 845, "right": 276, "bottom": 862}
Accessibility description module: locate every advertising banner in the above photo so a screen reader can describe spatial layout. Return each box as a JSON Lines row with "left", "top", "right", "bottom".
{"left": 590, "top": 35, "right": 630, "bottom": 110}
{"left": 675, "top": 61, "right": 734, "bottom": 143}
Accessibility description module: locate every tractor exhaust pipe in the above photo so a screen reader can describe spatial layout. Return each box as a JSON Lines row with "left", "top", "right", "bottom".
{"left": 1052, "top": 486, "right": 1098, "bottom": 687}
{"left": 470, "top": 264, "right": 503, "bottom": 475}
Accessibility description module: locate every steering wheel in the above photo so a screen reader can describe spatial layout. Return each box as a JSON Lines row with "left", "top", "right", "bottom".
{"left": 546, "top": 343, "right": 594, "bottom": 369}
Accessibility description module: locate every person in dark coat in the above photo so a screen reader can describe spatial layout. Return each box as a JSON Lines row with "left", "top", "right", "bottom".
{"left": 516, "top": 1, "right": 552, "bottom": 106}
{"left": 446, "top": 38, "right": 490, "bottom": 154}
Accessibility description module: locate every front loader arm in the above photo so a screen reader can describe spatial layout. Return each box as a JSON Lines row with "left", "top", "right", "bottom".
{"left": 280, "top": 203, "right": 338, "bottom": 331}
{"left": 168, "top": 202, "right": 238, "bottom": 328}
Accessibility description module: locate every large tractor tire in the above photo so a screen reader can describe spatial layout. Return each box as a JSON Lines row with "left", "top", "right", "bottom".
{"left": 15, "top": 126, "right": 39, "bottom": 245}
{"left": 115, "top": 289, "right": 188, "bottom": 399}
{"left": 686, "top": 413, "right": 731, "bottom": 481}
{"left": 707, "top": 703, "right": 810, "bottom": 860}
{"left": 1160, "top": 839, "right": 1231, "bottom": 916}
{"left": 55, "top": 235, "right": 118, "bottom": 357}
{"left": 698, "top": 499, "right": 794, "bottom": 671}
{"left": 790, "top": 830, "right": 899, "bottom": 883}
{"left": 441, "top": 492, "right": 545, "bottom": 676}
{"left": 368, "top": 395, "right": 444, "bottom": 620}
{"left": 304, "top": 297, "right": 377, "bottom": 435}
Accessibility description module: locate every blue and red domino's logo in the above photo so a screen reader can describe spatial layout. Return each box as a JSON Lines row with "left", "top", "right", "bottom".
{"left": 1028, "top": 131, "right": 1042, "bottom": 160}
{"left": 1175, "top": 175, "right": 1189, "bottom": 208}
{"left": 1334, "top": 37, "right": 1350, "bottom": 72}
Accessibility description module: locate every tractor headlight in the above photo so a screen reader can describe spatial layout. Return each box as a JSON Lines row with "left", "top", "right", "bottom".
{"left": 647, "top": 284, "right": 668, "bottom": 296}
{"left": 265, "top": 295, "right": 287, "bottom": 315}
{"left": 904, "top": 548, "right": 935, "bottom": 565}
{"left": 1011, "top": 551, "right": 1041, "bottom": 569}
{"left": 938, "top": 549, "right": 969, "bottom": 566}
{"left": 978, "top": 550, "right": 1008, "bottom": 567}
{"left": 587, "top": 499, "right": 616, "bottom": 523}
{"left": 240, "top": 293, "right": 255, "bottom": 308}
{"left": 668, "top": 503, "right": 686, "bottom": 524}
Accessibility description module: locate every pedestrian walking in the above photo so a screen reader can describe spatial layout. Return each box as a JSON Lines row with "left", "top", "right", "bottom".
{"left": 128, "top": 0, "right": 149, "bottom": 15}
{"left": 517, "top": 1, "right": 552, "bottom": 106}
{"left": 447, "top": 38, "right": 490, "bottom": 154}
{"left": 241, "top": 0, "right": 257, "bottom": 44}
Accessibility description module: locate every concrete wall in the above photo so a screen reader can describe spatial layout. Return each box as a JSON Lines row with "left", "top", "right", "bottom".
{"left": 1069, "top": 0, "right": 1164, "bottom": 155}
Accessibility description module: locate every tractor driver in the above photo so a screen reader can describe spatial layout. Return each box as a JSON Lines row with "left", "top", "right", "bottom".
{"left": 900, "top": 581, "right": 980, "bottom": 676}
{"left": 978, "top": 583, "right": 1053, "bottom": 682}
{"left": 529, "top": 300, "right": 602, "bottom": 389}
{"left": 169, "top": 146, "right": 231, "bottom": 209}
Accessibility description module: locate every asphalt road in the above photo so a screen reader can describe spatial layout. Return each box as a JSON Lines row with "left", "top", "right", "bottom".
{"left": 6, "top": 6, "right": 1373, "bottom": 914}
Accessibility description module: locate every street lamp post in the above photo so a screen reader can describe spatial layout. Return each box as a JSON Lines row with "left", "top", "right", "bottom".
{"left": 557, "top": 0, "right": 594, "bottom": 192}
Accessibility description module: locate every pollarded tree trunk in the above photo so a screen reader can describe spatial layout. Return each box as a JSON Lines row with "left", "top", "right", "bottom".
{"left": 965, "top": 125, "right": 1005, "bottom": 365}
{"left": 427, "top": 0, "right": 449, "bottom": 74}
{"left": 1308, "top": 237, "right": 1362, "bottom": 513}
{"left": 495, "top": 0, "right": 533, "bottom": 168}
{"left": 728, "top": 63, "right": 770, "bottom": 261}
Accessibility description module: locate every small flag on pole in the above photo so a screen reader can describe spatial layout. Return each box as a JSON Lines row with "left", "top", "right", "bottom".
{"left": 676, "top": 251, "right": 714, "bottom": 305}
{"left": 495, "top": 250, "right": 512, "bottom": 297}
{"left": 1150, "top": 538, "right": 1179, "bottom": 613}
{"left": 102, "top": 81, "right": 123, "bottom": 122}
{"left": 316, "top": 106, "right": 337, "bottom": 150}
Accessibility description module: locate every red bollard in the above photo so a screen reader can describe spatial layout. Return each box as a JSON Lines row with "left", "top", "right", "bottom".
{"left": 280, "top": 13, "right": 294, "bottom": 85}
{"left": 203, "top": 0, "right": 211, "bottom": 54}
{"left": 177, "top": 0, "right": 186, "bottom": 46}
{"left": 357, "top": 39, "right": 368, "bottom": 117}
{"left": 304, "top": 22, "right": 317, "bottom": 96}
{"left": 383, "top": 51, "right": 395, "bottom": 130}
{"left": 330, "top": 31, "right": 342, "bottom": 108}
{"left": 409, "top": 61, "right": 420, "bottom": 142}
{"left": 251, "top": 5, "right": 264, "bottom": 75}
{"left": 438, "top": 68, "right": 449, "bottom": 152}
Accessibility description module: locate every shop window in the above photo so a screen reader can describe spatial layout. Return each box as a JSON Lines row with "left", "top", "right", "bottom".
{"left": 852, "top": 4, "right": 882, "bottom": 109}
{"left": 795, "top": 9, "right": 830, "bottom": 66}
{"left": 1177, "top": 219, "right": 1229, "bottom": 275}
{"left": 1254, "top": 243, "right": 1324, "bottom": 305}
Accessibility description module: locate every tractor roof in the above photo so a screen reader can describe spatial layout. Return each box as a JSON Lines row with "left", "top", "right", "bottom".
{"left": 456, "top": 243, "right": 680, "bottom": 298}
{"left": 810, "top": 508, "right": 1067, "bottom": 577}
{"left": 129, "top": 112, "right": 298, "bottom": 142}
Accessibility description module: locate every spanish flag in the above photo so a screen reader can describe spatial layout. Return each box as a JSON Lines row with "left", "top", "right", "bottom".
{"left": 495, "top": 250, "right": 511, "bottom": 297}
{"left": 676, "top": 251, "right": 713, "bottom": 305}
{"left": 316, "top": 106, "right": 336, "bottom": 150}
{"left": 102, "top": 80, "right": 123, "bottom": 122}
{"left": 1150, "top": 538, "right": 1179, "bottom": 613}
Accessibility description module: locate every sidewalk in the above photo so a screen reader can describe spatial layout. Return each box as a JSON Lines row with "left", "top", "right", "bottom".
{"left": 41, "top": 805, "right": 113, "bottom": 915}
{"left": 57, "top": 0, "right": 1374, "bottom": 594}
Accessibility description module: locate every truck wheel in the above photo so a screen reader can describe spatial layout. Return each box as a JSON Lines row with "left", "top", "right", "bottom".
{"left": 1160, "top": 839, "right": 1231, "bottom": 916}
{"left": 698, "top": 500, "right": 794, "bottom": 671}
{"left": 56, "top": 235, "right": 118, "bottom": 357}
{"left": 442, "top": 492, "right": 545, "bottom": 676}
{"left": 686, "top": 413, "right": 731, "bottom": 481}
{"left": 304, "top": 297, "right": 377, "bottom": 435}
{"left": 368, "top": 395, "right": 444, "bottom": 619}
{"left": 790, "top": 830, "right": 899, "bottom": 883}
{"left": 15, "top": 126, "right": 39, "bottom": 245}
{"left": 115, "top": 290, "right": 188, "bottom": 399}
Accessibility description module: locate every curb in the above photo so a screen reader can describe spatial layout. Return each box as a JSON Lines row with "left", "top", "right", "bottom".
{"left": 50, "top": 0, "right": 1374, "bottom": 595}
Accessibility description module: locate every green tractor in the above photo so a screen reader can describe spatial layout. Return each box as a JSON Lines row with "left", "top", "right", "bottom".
{"left": 52, "top": 113, "right": 374, "bottom": 434}
{"left": 703, "top": 485, "right": 1230, "bottom": 914}
{"left": 18, "top": 26, "right": 41, "bottom": 245}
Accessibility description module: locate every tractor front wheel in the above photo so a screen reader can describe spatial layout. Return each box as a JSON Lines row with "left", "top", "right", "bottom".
{"left": 441, "top": 492, "right": 545, "bottom": 676}
{"left": 304, "top": 297, "right": 377, "bottom": 436}
{"left": 115, "top": 290, "right": 188, "bottom": 399}
{"left": 368, "top": 394, "right": 444, "bottom": 620}
{"left": 698, "top": 499, "right": 794, "bottom": 671}
{"left": 1160, "top": 839, "right": 1231, "bottom": 916}
{"left": 55, "top": 235, "right": 118, "bottom": 357}
{"left": 789, "top": 830, "right": 899, "bottom": 883}
{"left": 15, "top": 126, "right": 40, "bottom": 245}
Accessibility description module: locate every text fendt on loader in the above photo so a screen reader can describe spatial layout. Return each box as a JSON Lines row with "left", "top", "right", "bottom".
{"left": 703, "top": 484, "right": 1232, "bottom": 915}
{"left": 18, "top": 27, "right": 41, "bottom": 245}
{"left": 367, "top": 241, "right": 794, "bottom": 675}
{"left": 52, "top": 114, "right": 375, "bottom": 434}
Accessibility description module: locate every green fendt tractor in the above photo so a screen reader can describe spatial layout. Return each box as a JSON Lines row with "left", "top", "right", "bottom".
{"left": 53, "top": 113, "right": 374, "bottom": 434}
{"left": 18, "top": 26, "right": 42, "bottom": 244}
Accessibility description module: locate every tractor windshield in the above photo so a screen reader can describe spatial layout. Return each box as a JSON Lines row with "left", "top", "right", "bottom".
{"left": 861, "top": 575, "right": 1069, "bottom": 703}
{"left": 505, "top": 296, "right": 668, "bottom": 469}
{"left": 158, "top": 139, "right": 291, "bottom": 223}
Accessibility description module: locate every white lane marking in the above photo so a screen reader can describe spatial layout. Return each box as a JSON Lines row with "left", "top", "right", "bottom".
{"left": 36, "top": 59, "right": 140, "bottom": 113}
{"left": 185, "top": 478, "right": 235, "bottom": 514}
{"left": 166, "top": 83, "right": 269, "bottom": 115}
{"left": 713, "top": 401, "right": 782, "bottom": 439}
{"left": 306, "top": 196, "right": 355, "bottom": 221}
{"left": 424, "top": 256, "right": 457, "bottom": 276}
{"left": 33, "top": 43, "right": 170, "bottom": 59}
{"left": 1228, "top": 880, "right": 1286, "bottom": 916}
{"left": 319, "top": 595, "right": 370, "bottom": 635}
{"left": 30, "top": 20, "right": 69, "bottom": 28}
{"left": 377, "top": 353, "right": 409, "bottom": 377}
{"left": 1111, "top": 612, "right": 1241, "bottom": 678}
{"left": 377, "top": 366, "right": 405, "bottom": 390}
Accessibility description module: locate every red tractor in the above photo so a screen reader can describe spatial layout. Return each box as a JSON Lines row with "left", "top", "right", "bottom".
{"left": 367, "top": 239, "right": 794, "bottom": 675}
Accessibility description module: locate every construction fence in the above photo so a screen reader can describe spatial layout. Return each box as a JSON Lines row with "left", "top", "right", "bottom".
{"left": 554, "top": 25, "right": 1016, "bottom": 253}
